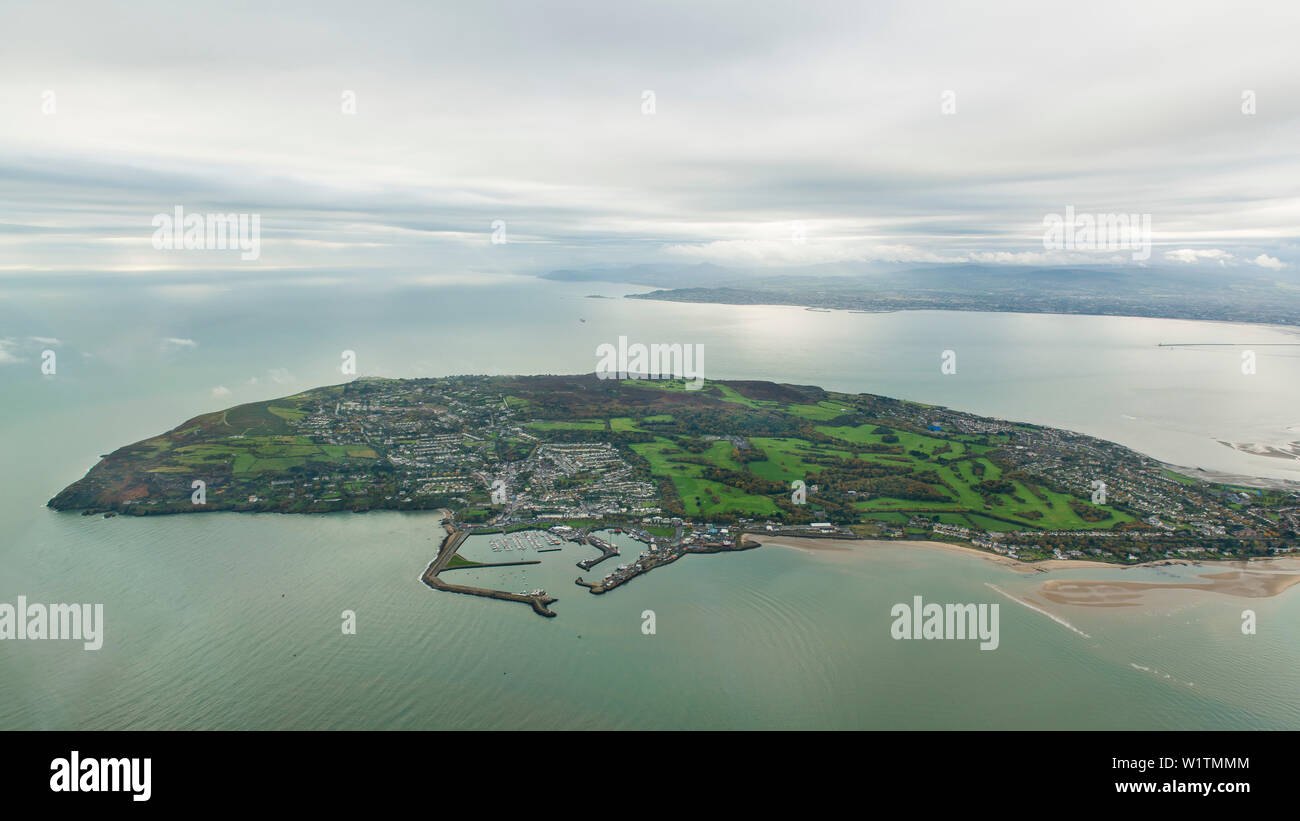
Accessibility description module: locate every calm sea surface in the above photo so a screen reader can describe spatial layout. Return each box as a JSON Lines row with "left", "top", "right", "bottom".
{"left": 2, "top": 275, "right": 1298, "bottom": 729}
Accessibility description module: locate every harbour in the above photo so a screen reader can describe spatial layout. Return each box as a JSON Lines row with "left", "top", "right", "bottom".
{"left": 420, "top": 517, "right": 558, "bottom": 617}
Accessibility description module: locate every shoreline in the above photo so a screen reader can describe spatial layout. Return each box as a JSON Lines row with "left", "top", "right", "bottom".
{"left": 765, "top": 535, "right": 1300, "bottom": 605}
{"left": 763, "top": 535, "right": 1298, "bottom": 574}
{"left": 1156, "top": 461, "right": 1300, "bottom": 493}
{"left": 623, "top": 292, "right": 1300, "bottom": 332}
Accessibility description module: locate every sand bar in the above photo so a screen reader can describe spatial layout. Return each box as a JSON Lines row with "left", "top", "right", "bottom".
{"left": 763, "top": 535, "right": 1300, "bottom": 604}
{"left": 1040, "top": 571, "right": 1300, "bottom": 606}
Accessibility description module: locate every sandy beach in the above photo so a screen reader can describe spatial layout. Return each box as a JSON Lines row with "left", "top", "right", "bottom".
{"left": 762, "top": 535, "right": 1300, "bottom": 573}
{"left": 762, "top": 535, "right": 1122, "bottom": 572}
{"left": 1040, "top": 570, "right": 1300, "bottom": 606}
{"left": 762, "top": 536, "right": 1300, "bottom": 604}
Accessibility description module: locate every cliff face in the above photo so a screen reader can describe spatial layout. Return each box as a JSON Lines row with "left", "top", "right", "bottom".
{"left": 48, "top": 470, "right": 159, "bottom": 511}
{"left": 49, "top": 438, "right": 194, "bottom": 512}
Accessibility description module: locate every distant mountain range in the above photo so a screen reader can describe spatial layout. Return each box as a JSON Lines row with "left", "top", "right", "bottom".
{"left": 541, "top": 262, "right": 1300, "bottom": 326}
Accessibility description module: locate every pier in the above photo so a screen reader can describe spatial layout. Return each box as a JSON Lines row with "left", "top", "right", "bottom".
{"left": 440, "top": 559, "right": 541, "bottom": 571}
{"left": 575, "top": 534, "right": 761, "bottom": 594}
{"left": 576, "top": 533, "right": 620, "bottom": 571}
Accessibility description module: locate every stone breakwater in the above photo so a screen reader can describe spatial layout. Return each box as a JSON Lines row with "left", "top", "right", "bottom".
{"left": 575, "top": 534, "right": 762, "bottom": 594}
{"left": 421, "top": 519, "right": 558, "bottom": 617}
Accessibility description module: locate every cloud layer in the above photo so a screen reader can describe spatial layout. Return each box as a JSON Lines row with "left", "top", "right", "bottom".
{"left": 1, "top": 0, "right": 1297, "bottom": 279}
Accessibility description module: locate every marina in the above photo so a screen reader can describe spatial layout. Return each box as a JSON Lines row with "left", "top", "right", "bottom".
{"left": 489, "top": 531, "right": 563, "bottom": 553}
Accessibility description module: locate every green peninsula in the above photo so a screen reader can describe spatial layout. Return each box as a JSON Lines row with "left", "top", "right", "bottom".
{"left": 49, "top": 373, "right": 1300, "bottom": 565}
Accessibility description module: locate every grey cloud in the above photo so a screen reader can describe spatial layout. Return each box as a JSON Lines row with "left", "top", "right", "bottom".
{"left": 0, "top": 0, "right": 1296, "bottom": 277}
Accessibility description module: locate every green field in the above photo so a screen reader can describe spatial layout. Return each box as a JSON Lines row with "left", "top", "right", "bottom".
{"left": 149, "top": 432, "right": 379, "bottom": 476}
{"left": 631, "top": 437, "right": 778, "bottom": 517}
{"left": 527, "top": 419, "right": 605, "bottom": 431}
{"left": 747, "top": 437, "right": 850, "bottom": 482}
{"left": 614, "top": 403, "right": 1131, "bottom": 528}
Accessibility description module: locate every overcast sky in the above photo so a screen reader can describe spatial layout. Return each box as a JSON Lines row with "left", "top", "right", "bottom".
{"left": 1, "top": 0, "right": 1297, "bottom": 283}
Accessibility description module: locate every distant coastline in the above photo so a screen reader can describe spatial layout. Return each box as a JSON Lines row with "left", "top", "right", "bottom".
{"left": 625, "top": 287, "right": 1300, "bottom": 328}
{"left": 539, "top": 263, "right": 1300, "bottom": 328}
